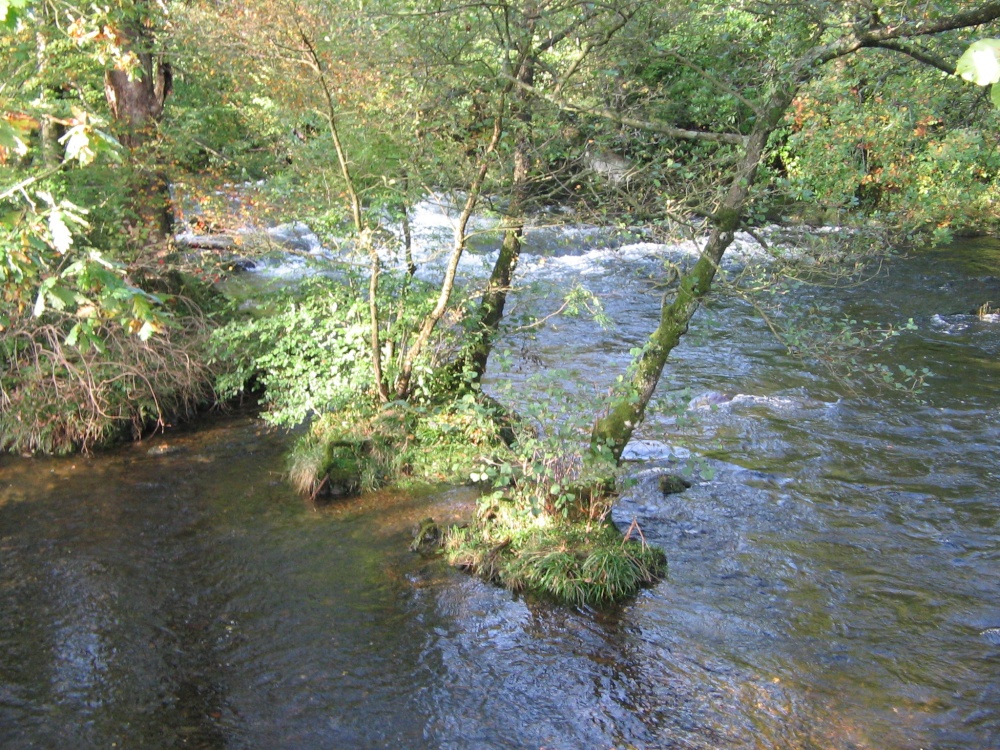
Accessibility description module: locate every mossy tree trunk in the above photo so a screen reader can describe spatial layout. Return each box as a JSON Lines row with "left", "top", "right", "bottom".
{"left": 590, "top": 90, "right": 793, "bottom": 461}
{"left": 591, "top": 3, "right": 1000, "bottom": 461}
{"left": 460, "top": 11, "right": 537, "bottom": 384}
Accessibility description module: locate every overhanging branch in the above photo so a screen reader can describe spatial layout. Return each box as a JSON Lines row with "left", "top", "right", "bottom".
{"left": 868, "top": 40, "right": 957, "bottom": 75}
{"left": 503, "top": 75, "right": 749, "bottom": 145}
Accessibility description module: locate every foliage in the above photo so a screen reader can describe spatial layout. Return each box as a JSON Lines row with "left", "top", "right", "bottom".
{"left": 777, "top": 47, "right": 1000, "bottom": 232}
{"left": 956, "top": 39, "right": 1000, "bottom": 107}
{"left": 0, "top": 299, "right": 222, "bottom": 454}
{"left": 211, "top": 275, "right": 374, "bottom": 427}
{"left": 211, "top": 271, "right": 477, "bottom": 427}
{"left": 287, "top": 395, "right": 507, "bottom": 499}
{"left": 0, "top": 7, "right": 235, "bottom": 455}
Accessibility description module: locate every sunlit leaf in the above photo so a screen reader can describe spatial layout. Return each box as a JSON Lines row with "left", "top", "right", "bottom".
{"left": 32, "top": 288, "right": 45, "bottom": 316}
{"left": 956, "top": 39, "right": 1000, "bottom": 86}
{"left": 61, "top": 126, "right": 96, "bottom": 165}
{"left": 137, "top": 320, "right": 159, "bottom": 340}
{"left": 48, "top": 209, "right": 73, "bottom": 253}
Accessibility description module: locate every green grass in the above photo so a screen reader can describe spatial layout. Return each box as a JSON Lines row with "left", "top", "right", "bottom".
{"left": 445, "top": 517, "right": 666, "bottom": 607}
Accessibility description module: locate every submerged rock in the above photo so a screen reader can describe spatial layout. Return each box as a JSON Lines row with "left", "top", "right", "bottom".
{"left": 410, "top": 518, "right": 442, "bottom": 555}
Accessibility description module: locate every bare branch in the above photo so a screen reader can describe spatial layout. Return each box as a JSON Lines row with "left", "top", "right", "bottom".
{"left": 869, "top": 39, "right": 957, "bottom": 75}
{"left": 504, "top": 75, "right": 749, "bottom": 145}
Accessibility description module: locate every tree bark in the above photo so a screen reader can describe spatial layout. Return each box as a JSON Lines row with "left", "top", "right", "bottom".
{"left": 459, "top": 7, "right": 538, "bottom": 385}
{"left": 103, "top": 9, "right": 173, "bottom": 245}
{"left": 394, "top": 108, "right": 506, "bottom": 399}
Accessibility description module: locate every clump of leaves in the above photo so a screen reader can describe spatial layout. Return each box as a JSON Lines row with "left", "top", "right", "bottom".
{"left": 211, "top": 275, "right": 374, "bottom": 427}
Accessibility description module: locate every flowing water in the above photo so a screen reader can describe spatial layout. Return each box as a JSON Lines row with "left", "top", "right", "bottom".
{"left": 1, "top": 230, "right": 999, "bottom": 749}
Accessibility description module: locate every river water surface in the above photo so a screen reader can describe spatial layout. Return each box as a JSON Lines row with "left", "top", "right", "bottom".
{"left": 1, "top": 232, "right": 998, "bottom": 749}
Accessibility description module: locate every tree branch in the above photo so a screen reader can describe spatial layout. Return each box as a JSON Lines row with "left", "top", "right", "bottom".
{"left": 504, "top": 75, "right": 749, "bottom": 145}
{"left": 868, "top": 39, "right": 958, "bottom": 75}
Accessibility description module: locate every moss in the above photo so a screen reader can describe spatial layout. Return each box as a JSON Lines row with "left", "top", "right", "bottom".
{"left": 410, "top": 517, "right": 443, "bottom": 555}
{"left": 658, "top": 473, "right": 692, "bottom": 495}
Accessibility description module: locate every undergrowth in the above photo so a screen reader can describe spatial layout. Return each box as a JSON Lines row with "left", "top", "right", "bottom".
{"left": 446, "top": 517, "right": 666, "bottom": 606}
{"left": 1, "top": 276, "right": 228, "bottom": 455}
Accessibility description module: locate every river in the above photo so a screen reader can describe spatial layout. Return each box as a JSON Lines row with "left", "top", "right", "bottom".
{"left": 1, "top": 229, "right": 998, "bottom": 749}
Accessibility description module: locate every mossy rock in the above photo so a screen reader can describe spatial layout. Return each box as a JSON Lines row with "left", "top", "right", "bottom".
{"left": 658, "top": 473, "right": 692, "bottom": 495}
{"left": 410, "top": 518, "right": 443, "bottom": 555}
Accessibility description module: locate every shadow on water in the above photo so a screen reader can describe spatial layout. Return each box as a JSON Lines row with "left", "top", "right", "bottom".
{"left": 2, "top": 238, "right": 999, "bottom": 749}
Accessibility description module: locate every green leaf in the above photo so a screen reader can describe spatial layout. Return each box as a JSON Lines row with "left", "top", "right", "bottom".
{"left": 993, "top": 82, "right": 1000, "bottom": 109}
{"left": 46, "top": 285, "right": 78, "bottom": 310}
{"left": 1, "top": 0, "right": 31, "bottom": 27}
{"left": 956, "top": 39, "right": 1000, "bottom": 86}
{"left": 48, "top": 209, "right": 72, "bottom": 253}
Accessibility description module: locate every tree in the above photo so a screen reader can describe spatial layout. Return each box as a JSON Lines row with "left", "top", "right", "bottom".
{"left": 97, "top": 0, "right": 174, "bottom": 244}
{"left": 585, "top": 0, "right": 1000, "bottom": 460}
{"left": 0, "top": 0, "right": 227, "bottom": 454}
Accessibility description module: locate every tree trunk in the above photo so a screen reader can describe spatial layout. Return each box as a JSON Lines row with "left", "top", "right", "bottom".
{"left": 590, "top": 2, "right": 1000, "bottom": 461}
{"left": 590, "top": 87, "right": 795, "bottom": 461}
{"left": 103, "top": 12, "right": 173, "bottom": 246}
{"left": 393, "top": 108, "right": 505, "bottom": 399}
{"left": 461, "top": 57, "right": 536, "bottom": 384}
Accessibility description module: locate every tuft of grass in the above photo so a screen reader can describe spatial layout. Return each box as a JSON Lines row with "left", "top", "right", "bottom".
{"left": 1, "top": 312, "right": 224, "bottom": 455}
{"left": 445, "top": 518, "right": 666, "bottom": 607}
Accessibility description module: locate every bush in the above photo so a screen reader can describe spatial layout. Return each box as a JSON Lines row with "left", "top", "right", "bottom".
{"left": 286, "top": 395, "right": 508, "bottom": 499}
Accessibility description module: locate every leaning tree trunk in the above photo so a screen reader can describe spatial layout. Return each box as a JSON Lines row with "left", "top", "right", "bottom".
{"left": 590, "top": 87, "right": 796, "bottom": 461}
{"left": 460, "top": 45, "right": 536, "bottom": 384}
{"left": 103, "top": 17, "right": 173, "bottom": 247}
{"left": 590, "top": 3, "right": 1000, "bottom": 461}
